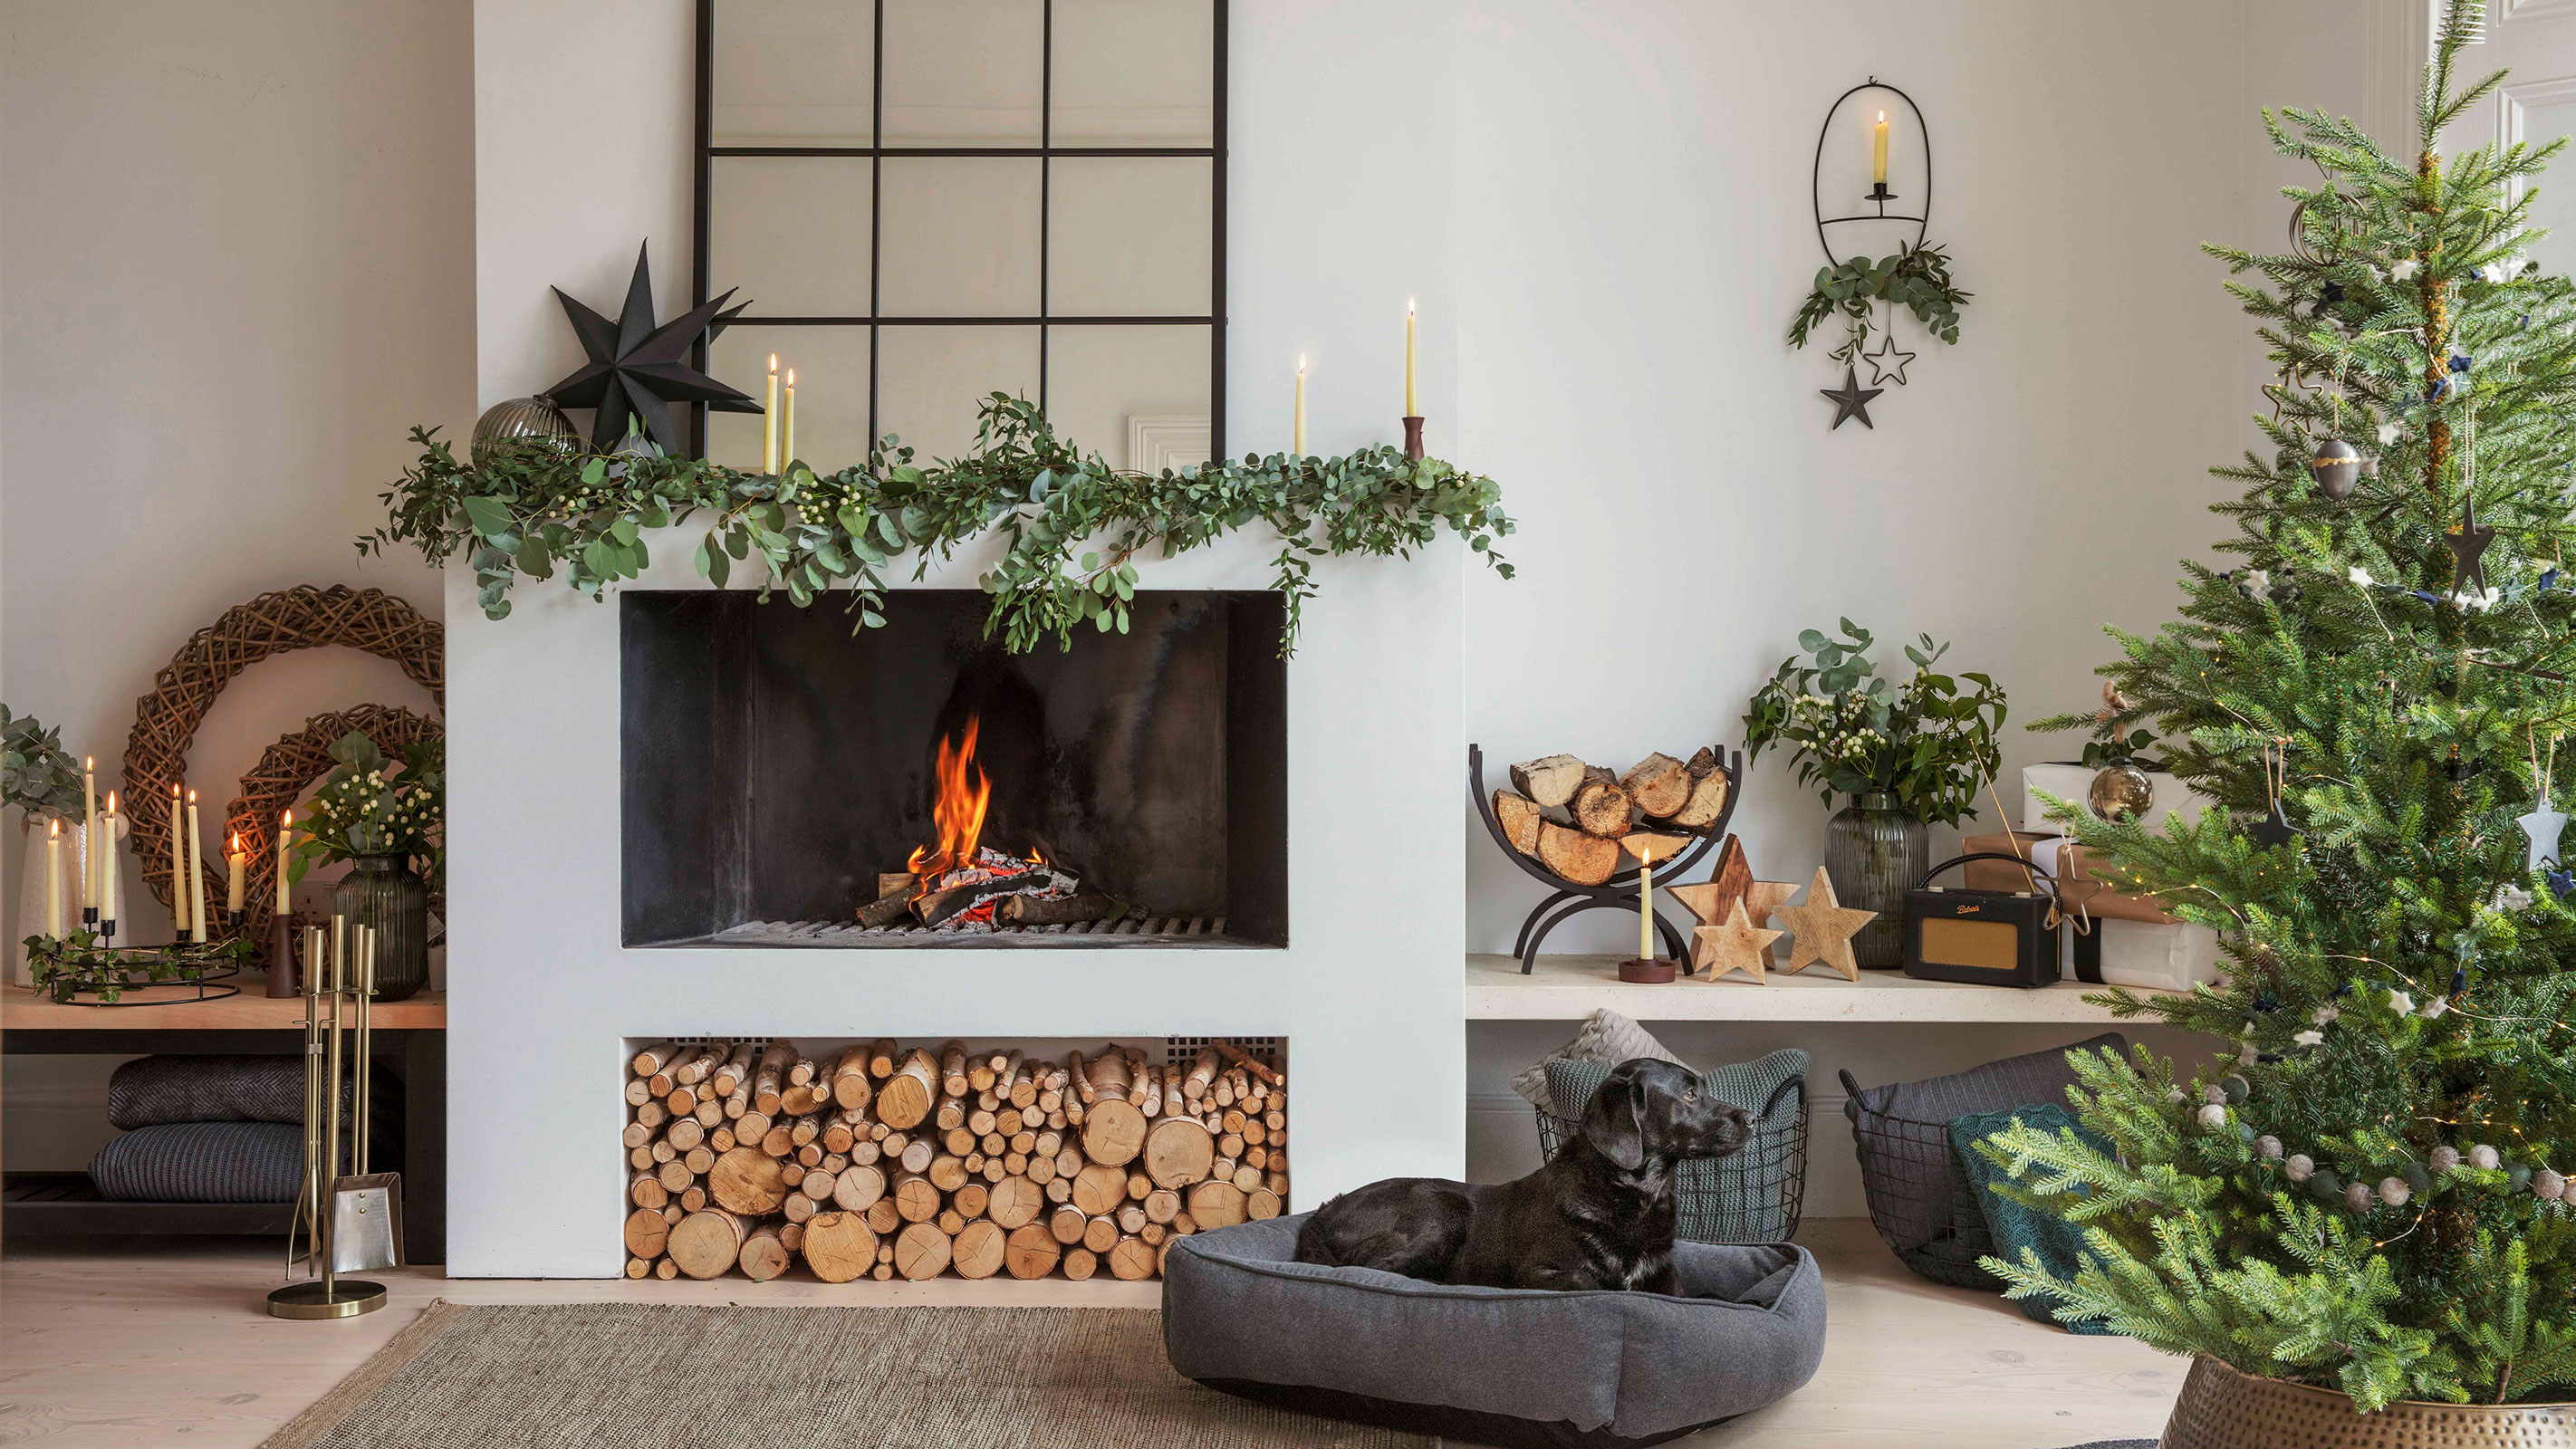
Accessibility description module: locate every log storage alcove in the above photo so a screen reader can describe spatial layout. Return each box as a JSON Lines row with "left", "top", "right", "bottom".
{"left": 621, "top": 1037, "right": 1286, "bottom": 1284}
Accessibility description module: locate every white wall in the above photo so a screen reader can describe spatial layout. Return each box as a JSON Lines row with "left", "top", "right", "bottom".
{"left": 0, "top": 1, "right": 471, "bottom": 1167}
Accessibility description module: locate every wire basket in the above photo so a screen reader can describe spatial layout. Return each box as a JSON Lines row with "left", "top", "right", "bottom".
{"left": 1839, "top": 1067, "right": 1999, "bottom": 1289}
{"left": 1535, "top": 1076, "right": 1809, "bottom": 1244}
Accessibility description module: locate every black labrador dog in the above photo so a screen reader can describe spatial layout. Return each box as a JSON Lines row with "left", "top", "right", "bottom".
{"left": 1294, "top": 1058, "right": 1748, "bottom": 1293}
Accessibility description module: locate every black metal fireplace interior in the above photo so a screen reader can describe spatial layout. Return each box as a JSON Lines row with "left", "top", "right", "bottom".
{"left": 621, "top": 590, "right": 1287, "bottom": 948}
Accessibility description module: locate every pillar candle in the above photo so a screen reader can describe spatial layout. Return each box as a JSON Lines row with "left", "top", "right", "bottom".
{"left": 82, "top": 757, "right": 97, "bottom": 910}
{"left": 1639, "top": 857, "right": 1653, "bottom": 961}
{"left": 101, "top": 794, "right": 119, "bottom": 932}
{"left": 783, "top": 368, "right": 796, "bottom": 467}
{"left": 44, "top": 819, "right": 62, "bottom": 938}
{"left": 169, "top": 782, "right": 189, "bottom": 933}
{"left": 1403, "top": 302, "right": 1418, "bottom": 417}
{"left": 277, "top": 810, "right": 294, "bottom": 915}
{"left": 186, "top": 790, "right": 208, "bottom": 944}
{"left": 764, "top": 353, "right": 780, "bottom": 474}
{"left": 1294, "top": 355, "right": 1307, "bottom": 456}
{"left": 1872, "top": 110, "right": 1889, "bottom": 185}
{"left": 226, "top": 832, "right": 246, "bottom": 915}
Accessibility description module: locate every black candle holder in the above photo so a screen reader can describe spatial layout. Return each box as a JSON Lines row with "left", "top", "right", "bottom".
{"left": 1469, "top": 743, "right": 1744, "bottom": 974}
{"left": 1402, "top": 416, "right": 1426, "bottom": 461}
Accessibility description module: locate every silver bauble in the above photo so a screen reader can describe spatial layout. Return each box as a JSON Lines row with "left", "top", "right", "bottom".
{"left": 2538, "top": 1168, "right": 2569, "bottom": 1202}
{"left": 472, "top": 396, "right": 578, "bottom": 465}
{"left": 2255, "top": 1135, "right": 2283, "bottom": 1160}
{"left": 2312, "top": 438, "right": 2361, "bottom": 499}
{"left": 2345, "top": 1179, "right": 2375, "bottom": 1211}
{"left": 2285, "top": 1153, "right": 2314, "bottom": 1182}
{"left": 2429, "top": 1145, "right": 2461, "bottom": 1172}
{"left": 2091, "top": 762, "right": 2155, "bottom": 820}
{"left": 2470, "top": 1144, "right": 2502, "bottom": 1171}
{"left": 2378, "top": 1176, "right": 2410, "bottom": 1208}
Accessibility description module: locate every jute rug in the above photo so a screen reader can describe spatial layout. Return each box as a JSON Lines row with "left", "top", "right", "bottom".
{"left": 263, "top": 1301, "right": 1428, "bottom": 1448}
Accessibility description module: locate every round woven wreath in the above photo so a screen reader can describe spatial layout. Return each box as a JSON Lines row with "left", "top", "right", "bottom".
{"left": 222, "top": 704, "right": 443, "bottom": 945}
{"left": 121, "top": 585, "right": 443, "bottom": 923}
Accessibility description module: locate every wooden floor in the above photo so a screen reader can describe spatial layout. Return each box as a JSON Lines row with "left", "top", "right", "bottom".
{"left": 0, "top": 1218, "right": 2177, "bottom": 1447}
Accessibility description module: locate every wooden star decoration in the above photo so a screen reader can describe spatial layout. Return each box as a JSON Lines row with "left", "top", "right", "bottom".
{"left": 1743, "top": 881, "right": 1800, "bottom": 970}
{"left": 1861, "top": 331, "right": 1916, "bottom": 388}
{"left": 1820, "top": 366, "right": 1883, "bottom": 430}
{"left": 1692, "top": 901, "right": 1783, "bottom": 985}
{"left": 546, "top": 242, "right": 761, "bottom": 453}
{"left": 1770, "top": 867, "right": 1873, "bottom": 982}
{"left": 2446, "top": 492, "right": 2496, "bottom": 599}
{"left": 1666, "top": 836, "right": 1752, "bottom": 974}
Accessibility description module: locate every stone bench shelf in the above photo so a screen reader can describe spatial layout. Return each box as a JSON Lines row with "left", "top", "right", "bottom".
{"left": 1465, "top": 955, "right": 2182, "bottom": 1023}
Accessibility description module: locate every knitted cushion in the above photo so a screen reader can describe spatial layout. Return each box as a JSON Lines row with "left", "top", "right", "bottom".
{"left": 1841, "top": 1033, "right": 2124, "bottom": 1289}
{"left": 1948, "top": 1103, "right": 2118, "bottom": 1333}
{"left": 108, "top": 1053, "right": 399, "bottom": 1136}
{"left": 90, "top": 1122, "right": 306, "bottom": 1202}
{"left": 1509, "top": 1009, "right": 1684, "bottom": 1109}
{"left": 1544, "top": 1050, "right": 1809, "bottom": 1244}
{"left": 1165, "top": 1214, "right": 1827, "bottom": 1448}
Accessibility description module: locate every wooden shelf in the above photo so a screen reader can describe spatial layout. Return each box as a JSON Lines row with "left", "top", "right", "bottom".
{"left": 2, "top": 981, "right": 447, "bottom": 1032}
{"left": 1466, "top": 954, "right": 2177, "bottom": 1022}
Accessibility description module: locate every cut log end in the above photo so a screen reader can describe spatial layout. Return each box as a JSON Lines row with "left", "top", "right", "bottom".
{"left": 1509, "top": 753, "right": 1588, "bottom": 809}
{"left": 1537, "top": 820, "right": 1621, "bottom": 886}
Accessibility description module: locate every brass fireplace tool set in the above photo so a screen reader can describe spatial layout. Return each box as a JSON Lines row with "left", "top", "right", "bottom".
{"left": 266, "top": 916, "right": 403, "bottom": 1319}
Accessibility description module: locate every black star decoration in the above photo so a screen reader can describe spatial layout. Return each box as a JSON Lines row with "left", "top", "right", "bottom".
{"left": 2249, "top": 800, "right": 2303, "bottom": 851}
{"left": 545, "top": 242, "right": 759, "bottom": 453}
{"left": 2446, "top": 491, "right": 2496, "bottom": 599}
{"left": 1820, "top": 366, "right": 1883, "bottom": 430}
{"left": 1861, "top": 331, "right": 1915, "bottom": 388}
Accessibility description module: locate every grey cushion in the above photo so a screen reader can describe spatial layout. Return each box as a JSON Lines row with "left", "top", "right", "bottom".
{"left": 109, "top": 1053, "right": 396, "bottom": 1134}
{"left": 90, "top": 1122, "right": 306, "bottom": 1202}
{"left": 1841, "top": 1032, "right": 2124, "bottom": 1288}
{"left": 1543, "top": 1049, "right": 1808, "bottom": 1243}
{"left": 1163, "top": 1214, "right": 1826, "bottom": 1447}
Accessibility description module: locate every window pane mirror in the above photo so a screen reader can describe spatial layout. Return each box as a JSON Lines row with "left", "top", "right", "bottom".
{"left": 696, "top": 0, "right": 1225, "bottom": 465}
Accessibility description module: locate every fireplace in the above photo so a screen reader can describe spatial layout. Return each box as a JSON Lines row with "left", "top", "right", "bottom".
{"left": 621, "top": 590, "right": 1288, "bottom": 949}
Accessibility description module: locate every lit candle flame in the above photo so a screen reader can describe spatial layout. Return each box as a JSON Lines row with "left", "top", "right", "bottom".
{"left": 769, "top": 352, "right": 778, "bottom": 373}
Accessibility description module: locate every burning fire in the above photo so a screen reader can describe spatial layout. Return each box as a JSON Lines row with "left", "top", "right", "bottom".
{"left": 907, "top": 716, "right": 992, "bottom": 880}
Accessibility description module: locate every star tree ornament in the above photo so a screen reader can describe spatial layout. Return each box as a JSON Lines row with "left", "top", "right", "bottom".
{"left": 1861, "top": 330, "right": 1915, "bottom": 387}
{"left": 545, "top": 242, "right": 761, "bottom": 452}
{"left": 2519, "top": 734, "right": 2565, "bottom": 872}
{"left": 1819, "top": 366, "right": 1883, "bottom": 430}
{"left": 2446, "top": 490, "right": 2497, "bottom": 599}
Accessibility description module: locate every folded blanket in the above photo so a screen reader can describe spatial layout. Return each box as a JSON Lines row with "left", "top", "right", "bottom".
{"left": 109, "top": 1054, "right": 396, "bottom": 1132}
{"left": 91, "top": 1122, "right": 307, "bottom": 1202}
{"left": 1947, "top": 1102, "right": 2117, "bottom": 1334}
{"left": 1509, "top": 1008, "right": 1685, "bottom": 1108}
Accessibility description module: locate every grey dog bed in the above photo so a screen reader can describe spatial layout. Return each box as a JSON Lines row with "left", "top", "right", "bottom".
{"left": 1163, "top": 1214, "right": 1825, "bottom": 1448}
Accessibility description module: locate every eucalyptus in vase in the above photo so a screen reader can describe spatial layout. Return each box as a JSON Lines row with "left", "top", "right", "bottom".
{"left": 286, "top": 733, "right": 443, "bottom": 1001}
{"left": 1744, "top": 621, "right": 2006, "bottom": 968}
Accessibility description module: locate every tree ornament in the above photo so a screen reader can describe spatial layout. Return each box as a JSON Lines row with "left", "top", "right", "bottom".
{"left": 2250, "top": 740, "right": 2302, "bottom": 850}
{"left": 2197, "top": 1103, "right": 2229, "bottom": 1129}
{"left": 2090, "top": 762, "right": 2154, "bottom": 820}
{"left": 470, "top": 397, "right": 578, "bottom": 465}
{"left": 2202, "top": 1083, "right": 2228, "bottom": 1106}
{"left": 2237, "top": 1039, "right": 2260, "bottom": 1067}
{"left": 2257, "top": 1135, "right": 2284, "bottom": 1160}
{"left": 542, "top": 242, "right": 759, "bottom": 452}
{"left": 1860, "top": 330, "right": 1916, "bottom": 387}
{"left": 2385, "top": 988, "right": 2415, "bottom": 1017}
{"left": 2221, "top": 1074, "right": 2250, "bottom": 1104}
{"left": 2285, "top": 1153, "right": 2315, "bottom": 1183}
{"left": 2431, "top": 1146, "right": 2462, "bottom": 1172}
{"left": 2311, "top": 1168, "right": 2343, "bottom": 1202}
{"left": 2511, "top": 1165, "right": 2534, "bottom": 1194}
{"left": 2292, "top": 1028, "right": 2324, "bottom": 1047}
{"left": 2470, "top": 1145, "right": 2501, "bottom": 1171}
{"left": 2379, "top": 1176, "right": 2411, "bottom": 1208}
{"left": 2312, "top": 438, "right": 2361, "bottom": 499}
{"left": 2165, "top": 1087, "right": 2188, "bottom": 1106}
{"left": 2518, "top": 800, "right": 2566, "bottom": 873}
{"left": 2446, "top": 492, "right": 2497, "bottom": 600}
{"left": 2346, "top": 1179, "right": 2377, "bottom": 1211}
{"left": 1818, "top": 366, "right": 1883, "bottom": 431}
{"left": 2404, "top": 1163, "right": 2432, "bottom": 1197}
{"left": 2536, "top": 1168, "right": 2567, "bottom": 1202}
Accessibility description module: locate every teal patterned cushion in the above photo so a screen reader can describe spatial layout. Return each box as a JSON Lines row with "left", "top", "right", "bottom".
{"left": 1544, "top": 1049, "right": 1809, "bottom": 1243}
{"left": 1947, "top": 1102, "right": 2118, "bottom": 1334}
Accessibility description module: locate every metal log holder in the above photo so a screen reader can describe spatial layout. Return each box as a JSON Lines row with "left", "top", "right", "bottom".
{"left": 267, "top": 916, "right": 390, "bottom": 1319}
{"left": 1469, "top": 744, "right": 1745, "bottom": 974}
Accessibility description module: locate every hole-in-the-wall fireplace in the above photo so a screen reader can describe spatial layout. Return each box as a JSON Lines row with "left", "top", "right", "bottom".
{"left": 620, "top": 590, "right": 1288, "bottom": 948}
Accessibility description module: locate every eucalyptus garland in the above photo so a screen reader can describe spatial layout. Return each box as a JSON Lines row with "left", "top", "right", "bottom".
{"left": 362, "top": 394, "right": 1515, "bottom": 655}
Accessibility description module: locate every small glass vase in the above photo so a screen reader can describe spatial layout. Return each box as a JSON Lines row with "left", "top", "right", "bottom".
{"left": 332, "top": 854, "right": 429, "bottom": 1001}
{"left": 1824, "top": 792, "right": 1929, "bottom": 970}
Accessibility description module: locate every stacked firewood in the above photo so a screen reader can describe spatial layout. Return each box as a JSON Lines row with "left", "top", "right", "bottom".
{"left": 1491, "top": 749, "right": 1731, "bottom": 885}
{"left": 621, "top": 1038, "right": 1286, "bottom": 1283}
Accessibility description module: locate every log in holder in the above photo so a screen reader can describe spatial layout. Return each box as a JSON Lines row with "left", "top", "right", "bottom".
{"left": 1469, "top": 744, "right": 1745, "bottom": 974}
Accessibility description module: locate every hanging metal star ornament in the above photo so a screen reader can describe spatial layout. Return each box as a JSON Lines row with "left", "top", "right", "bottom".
{"left": 545, "top": 242, "right": 760, "bottom": 452}
{"left": 2521, "top": 734, "right": 2566, "bottom": 872}
{"left": 1820, "top": 366, "right": 1884, "bottom": 430}
{"left": 2250, "top": 740, "right": 2303, "bottom": 851}
{"left": 1861, "top": 330, "right": 1915, "bottom": 388}
{"left": 2446, "top": 490, "right": 2496, "bottom": 599}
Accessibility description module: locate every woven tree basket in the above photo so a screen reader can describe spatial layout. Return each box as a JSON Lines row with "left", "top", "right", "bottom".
{"left": 120, "top": 585, "right": 442, "bottom": 939}
{"left": 2162, "top": 1356, "right": 2576, "bottom": 1449}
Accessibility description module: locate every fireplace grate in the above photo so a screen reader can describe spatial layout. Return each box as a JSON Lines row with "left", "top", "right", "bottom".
{"left": 706, "top": 916, "right": 1249, "bottom": 949}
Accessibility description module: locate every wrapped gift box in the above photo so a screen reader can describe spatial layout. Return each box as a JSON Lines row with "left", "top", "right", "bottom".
{"left": 1963, "top": 830, "right": 2177, "bottom": 925}
{"left": 2068, "top": 916, "right": 2225, "bottom": 993}
{"left": 2023, "top": 762, "right": 2209, "bottom": 834}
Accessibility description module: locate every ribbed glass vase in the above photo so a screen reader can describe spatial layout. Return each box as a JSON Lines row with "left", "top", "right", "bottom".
{"left": 332, "top": 854, "right": 430, "bottom": 1001}
{"left": 1823, "top": 792, "right": 1928, "bottom": 970}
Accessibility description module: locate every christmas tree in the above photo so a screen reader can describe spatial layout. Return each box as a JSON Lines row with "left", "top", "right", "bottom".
{"left": 1984, "top": 1, "right": 2576, "bottom": 1409}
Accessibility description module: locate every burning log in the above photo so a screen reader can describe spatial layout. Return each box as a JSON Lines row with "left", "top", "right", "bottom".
{"left": 998, "top": 892, "right": 1120, "bottom": 926}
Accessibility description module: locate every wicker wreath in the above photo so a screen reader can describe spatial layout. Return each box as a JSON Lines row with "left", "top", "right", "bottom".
{"left": 220, "top": 704, "right": 444, "bottom": 945}
{"left": 121, "top": 585, "right": 443, "bottom": 925}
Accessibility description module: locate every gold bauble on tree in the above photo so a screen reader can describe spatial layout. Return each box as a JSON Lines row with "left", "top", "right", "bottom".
{"left": 2089, "top": 762, "right": 2154, "bottom": 820}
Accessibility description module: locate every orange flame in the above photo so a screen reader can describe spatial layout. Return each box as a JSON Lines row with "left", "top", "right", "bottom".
{"left": 907, "top": 715, "right": 991, "bottom": 880}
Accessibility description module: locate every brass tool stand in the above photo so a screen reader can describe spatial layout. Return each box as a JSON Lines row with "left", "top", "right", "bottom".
{"left": 269, "top": 917, "right": 387, "bottom": 1319}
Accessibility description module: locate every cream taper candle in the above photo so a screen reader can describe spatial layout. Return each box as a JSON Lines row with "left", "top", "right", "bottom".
{"left": 169, "top": 782, "right": 189, "bottom": 933}
{"left": 101, "top": 793, "right": 118, "bottom": 932}
{"left": 226, "top": 831, "right": 246, "bottom": 916}
{"left": 764, "top": 353, "right": 781, "bottom": 474}
{"left": 186, "top": 790, "right": 208, "bottom": 944}
{"left": 1639, "top": 856, "right": 1653, "bottom": 961}
{"left": 45, "top": 819, "right": 62, "bottom": 938}
{"left": 277, "top": 810, "right": 294, "bottom": 915}
{"left": 1294, "top": 354, "right": 1307, "bottom": 456}
{"left": 1403, "top": 302, "right": 1418, "bottom": 417}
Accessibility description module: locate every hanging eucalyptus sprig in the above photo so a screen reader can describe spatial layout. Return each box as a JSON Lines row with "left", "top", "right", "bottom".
{"left": 1788, "top": 240, "right": 1971, "bottom": 362}
{"left": 362, "top": 393, "right": 1514, "bottom": 656}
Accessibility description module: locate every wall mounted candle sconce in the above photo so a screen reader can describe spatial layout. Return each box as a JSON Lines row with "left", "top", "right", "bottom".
{"left": 1789, "top": 78, "right": 1971, "bottom": 429}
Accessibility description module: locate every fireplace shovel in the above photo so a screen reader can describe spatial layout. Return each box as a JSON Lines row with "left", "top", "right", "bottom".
{"left": 329, "top": 1171, "right": 405, "bottom": 1274}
